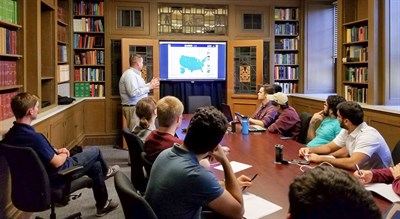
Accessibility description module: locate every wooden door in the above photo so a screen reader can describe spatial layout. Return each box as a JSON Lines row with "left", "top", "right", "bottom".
{"left": 227, "top": 40, "right": 264, "bottom": 116}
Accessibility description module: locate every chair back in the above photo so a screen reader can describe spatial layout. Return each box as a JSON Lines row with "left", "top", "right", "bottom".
{"left": 122, "top": 127, "right": 147, "bottom": 192}
{"left": 114, "top": 172, "right": 158, "bottom": 219}
{"left": 297, "top": 112, "right": 312, "bottom": 144}
{"left": 392, "top": 140, "right": 400, "bottom": 165}
{"left": 141, "top": 151, "right": 153, "bottom": 177}
{"left": 0, "top": 143, "right": 51, "bottom": 212}
{"left": 187, "top": 96, "right": 211, "bottom": 113}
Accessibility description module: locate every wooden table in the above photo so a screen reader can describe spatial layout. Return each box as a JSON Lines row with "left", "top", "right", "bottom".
{"left": 177, "top": 114, "right": 391, "bottom": 218}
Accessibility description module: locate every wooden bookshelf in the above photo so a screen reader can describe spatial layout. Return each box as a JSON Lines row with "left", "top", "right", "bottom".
{"left": 273, "top": 7, "right": 300, "bottom": 94}
{"left": 57, "top": 0, "right": 71, "bottom": 88}
{"left": 72, "top": 0, "right": 105, "bottom": 97}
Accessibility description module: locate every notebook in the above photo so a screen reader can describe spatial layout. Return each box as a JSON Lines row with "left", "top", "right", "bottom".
{"left": 220, "top": 103, "right": 266, "bottom": 132}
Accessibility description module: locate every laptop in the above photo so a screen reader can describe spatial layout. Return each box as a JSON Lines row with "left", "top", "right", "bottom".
{"left": 220, "top": 103, "right": 266, "bottom": 132}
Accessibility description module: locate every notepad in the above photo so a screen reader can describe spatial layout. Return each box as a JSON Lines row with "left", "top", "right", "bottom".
{"left": 213, "top": 161, "right": 252, "bottom": 173}
{"left": 365, "top": 183, "right": 400, "bottom": 202}
{"left": 243, "top": 193, "right": 282, "bottom": 218}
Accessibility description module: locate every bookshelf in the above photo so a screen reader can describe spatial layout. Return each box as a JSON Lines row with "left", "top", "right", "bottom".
{"left": 72, "top": 0, "right": 105, "bottom": 97}
{"left": 273, "top": 7, "right": 300, "bottom": 94}
{"left": 338, "top": 0, "right": 378, "bottom": 104}
{"left": 0, "top": 0, "right": 21, "bottom": 121}
{"left": 57, "top": 0, "right": 71, "bottom": 96}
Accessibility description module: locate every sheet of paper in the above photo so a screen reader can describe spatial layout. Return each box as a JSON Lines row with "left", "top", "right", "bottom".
{"left": 365, "top": 183, "right": 400, "bottom": 202}
{"left": 213, "top": 161, "right": 252, "bottom": 173}
{"left": 243, "top": 193, "right": 282, "bottom": 219}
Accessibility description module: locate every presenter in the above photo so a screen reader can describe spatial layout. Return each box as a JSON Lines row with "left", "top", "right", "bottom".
{"left": 119, "top": 54, "right": 159, "bottom": 131}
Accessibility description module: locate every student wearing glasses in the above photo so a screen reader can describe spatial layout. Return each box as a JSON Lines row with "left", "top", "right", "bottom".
{"left": 248, "top": 84, "right": 278, "bottom": 128}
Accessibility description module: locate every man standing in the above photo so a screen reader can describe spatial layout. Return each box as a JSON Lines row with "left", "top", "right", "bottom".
{"left": 119, "top": 54, "right": 159, "bottom": 131}
{"left": 306, "top": 95, "right": 346, "bottom": 146}
{"left": 299, "top": 101, "right": 393, "bottom": 170}
{"left": 145, "top": 106, "right": 251, "bottom": 219}
{"left": 2, "top": 93, "right": 119, "bottom": 217}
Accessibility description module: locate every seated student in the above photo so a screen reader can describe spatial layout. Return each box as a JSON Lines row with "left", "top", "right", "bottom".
{"left": 144, "top": 96, "right": 183, "bottom": 163}
{"left": 267, "top": 92, "right": 301, "bottom": 138}
{"left": 248, "top": 84, "right": 278, "bottom": 128}
{"left": 299, "top": 101, "right": 393, "bottom": 170}
{"left": 354, "top": 163, "right": 400, "bottom": 195}
{"left": 145, "top": 106, "right": 251, "bottom": 219}
{"left": 132, "top": 96, "right": 157, "bottom": 142}
{"left": 307, "top": 95, "right": 346, "bottom": 147}
{"left": 2, "top": 93, "right": 119, "bottom": 217}
{"left": 288, "top": 165, "right": 381, "bottom": 219}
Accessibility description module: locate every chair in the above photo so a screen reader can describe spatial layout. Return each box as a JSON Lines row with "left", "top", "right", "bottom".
{"left": 0, "top": 143, "right": 93, "bottom": 219}
{"left": 141, "top": 151, "right": 153, "bottom": 177}
{"left": 122, "top": 127, "right": 147, "bottom": 193}
{"left": 114, "top": 171, "right": 158, "bottom": 219}
{"left": 297, "top": 112, "right": 312, "bottom": 144}
{"left": 187, "top": 96, "right": 211, "bottom": 114}
{"left": 392, "top": 140, "right": 400, "bottom": 165}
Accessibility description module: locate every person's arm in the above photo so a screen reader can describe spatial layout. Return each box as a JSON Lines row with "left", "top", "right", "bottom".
{"left": 330, "top": 147, "right": 348, "bottom": 158}
{"left": 49, "top": 153, "right": 69, "bottom": 168}
{"left": 307, "top": 111, "right": 323, "bottom": 142}
{"left": 249, "top": 118, "right": 264, "bottom": 127}
{"left": 125, "top": 73, "right": 150, "bottom": 98}
{"left": 208, "top": 146, "right": 244, "bottom": 218}
{"left": 299, "top": 141, "right": 341, "bottom": 157}
{"left": 308, "top": 152, "right": 369, "bottom": 170}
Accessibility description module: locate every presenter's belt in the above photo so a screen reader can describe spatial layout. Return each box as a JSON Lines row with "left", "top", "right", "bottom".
{"left": 122, "top": 104, "right": 136, "bottom": 107}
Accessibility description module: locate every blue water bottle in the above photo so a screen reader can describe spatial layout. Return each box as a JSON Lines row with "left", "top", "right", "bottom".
{"left": 241, "top": 116, "right": 249, "bottom": 135}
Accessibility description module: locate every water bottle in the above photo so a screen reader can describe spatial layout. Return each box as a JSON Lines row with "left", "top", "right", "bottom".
{"left": 241, "top": 116, "right": 249, "bottom": 135}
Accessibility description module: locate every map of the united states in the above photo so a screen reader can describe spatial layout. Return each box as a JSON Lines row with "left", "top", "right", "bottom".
{"left": 179, "top": 55, "right": 207, "bottom": 73}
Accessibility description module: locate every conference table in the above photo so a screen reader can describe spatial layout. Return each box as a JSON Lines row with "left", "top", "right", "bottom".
{"left": 177, "top": 114, "right": 391, "bottom": 218}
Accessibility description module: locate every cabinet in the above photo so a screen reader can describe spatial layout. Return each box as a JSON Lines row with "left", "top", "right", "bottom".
{"left": 72, "top": 0, "right": 105, "bottom": 97}
{"left": 273, "top": 7, "right": 300, "bottom": 94}
{"left": 57, "top": 0, "right": 71, "bottom": 95}
{"left": 0, "top": 0, "right": 22, "bottom": 121}
{"left": 338, "top": 0, "right": 378, "bottom": 104}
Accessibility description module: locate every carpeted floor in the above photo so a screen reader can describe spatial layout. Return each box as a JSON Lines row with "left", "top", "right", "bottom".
{"left": 30, "top": 146, "right": 130, "bottom": 219}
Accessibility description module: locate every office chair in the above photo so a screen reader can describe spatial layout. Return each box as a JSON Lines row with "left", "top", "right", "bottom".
{"left": 187, "top": 96, "right": 212, "bottom": 114}
{"left": 297, "top": 112, "right": 312, "bottom": 144}
{"left": 122, "top": 127, "right": 147, "bottom": 194}
{"left": 114, "top": 171, "right": 158, "bottom": 219}
{"left": 141, "top": 151, "right": 153, "bottom": 177}
{"left": 392, "top": 140, "right": 400, "bottom": 165}
{"left": 0, "top": 143, "right": 93, "bottom": 219}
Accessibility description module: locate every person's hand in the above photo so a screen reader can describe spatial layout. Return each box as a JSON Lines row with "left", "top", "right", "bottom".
{"left": 307, "top": 153, "right": 322, "bottom": 163}
{"left": 390, "top": 164, "right": 400, "bottom": 179}
{"left": 353, "top": 170, "right": 373, "bottom": 184}
{"left": 237, "top": 175, "right": 252, "bottom": 188}
{"left": 209, "top": 145, "right": 228, "bottom": 163}
{"left": 149, "top": 77, "right": 160, "bottom": 89}
{"left": 299, "top": 147, "right": 310, "bottom": 157}
{"left": 221, "top": 145, "right": 230, "bottom": 155}
{"left": 310, "top": 110, "right": 324, "bottom": 125}
{"left": 58, "top": 148, "right": 70, "bottom": 157}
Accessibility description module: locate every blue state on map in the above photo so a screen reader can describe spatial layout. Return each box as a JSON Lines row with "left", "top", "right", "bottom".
{"left": 179, "top": 55, "right": 207, "bottom": 73}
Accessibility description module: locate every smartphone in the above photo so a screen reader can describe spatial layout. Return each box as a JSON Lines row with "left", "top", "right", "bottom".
{"left": 290, "top": 159, "right": 310, "bottom": 165}
{"left": 280, "top": 136, "right": 292, "bottom": 140}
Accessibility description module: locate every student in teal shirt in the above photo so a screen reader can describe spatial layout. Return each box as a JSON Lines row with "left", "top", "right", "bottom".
{"left": 306, "top": 95, "right": 346, "bottom": 147}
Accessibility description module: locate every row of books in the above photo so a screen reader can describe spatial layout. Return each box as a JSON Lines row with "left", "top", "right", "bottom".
{"left": 57, "top": 4, "right": 67, "bottom": 23}
{"left": 346, "top": 67, "right": 368, "bottom": 83}
{"left": 74, "top": 67, "right": 105, "bottom": 81}
{"left": 0, "top": 60, "right": 17, "bottom": 86}
{"left": 73, "top": 34, "right": 104, "bottom": 49}
{"left": 274, "top": 53, "right": 298, "bottom": 65}
{"left": 344, "top": 86, "right": 367, "bottom": 103}
{"left": 0, "top": 91, "right": 17, "bottom": 121}
{"left": 274, "top": 23, "right": 298, "bottom": 36}
{"left": 0, "top": 27, "right": 17, "bottom": 54}
{"left": 0, "top": 0, "right": 17, "bottom": 24}
{"left": 345, "top": 45, "right": 368, "bottom": 62}
{"left": 274, "top": 82, "right": 297, "bottom": 94}
{"left": 57, "top": 45, "right": 68, "bottom": 62}
{"left": 74, "top": 82, "right": 104, "bottom": 97}
{"left": 57, "top": 25, "right": 67, "bottom": 43}
{"left": 346, "top": 26, "right": 368, "bottom": 43}
{"left": 275, "top": 38, "right": 299, "bottom": 50}
{"left": 73, "top": 1, "right": 104, "bottom": 16}
{"left": 274, "top": 66, "right": 299, "bottom": 80}
{"left": 57, "top": 64, "right": 69, "bottom": 83}
{"left": 274, "top": 8, "right": 299, "bottom": 21}
{"left": 73, "top": 18, "right": 104, "bottom": 32}
{"left": 74, "top": 51, "right": 105, "bottom": 65}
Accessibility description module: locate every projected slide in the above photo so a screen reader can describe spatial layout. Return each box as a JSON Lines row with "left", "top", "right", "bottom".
{"left": 168, "top": 44, "right": 219, "bottom": 80}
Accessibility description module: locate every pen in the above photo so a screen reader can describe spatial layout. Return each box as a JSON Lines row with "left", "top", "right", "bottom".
{"left": 356, "top": 164, "right": 362, "bottom": 175}
{"left": 242, "top": 173, "right": 258, "bottom": 192}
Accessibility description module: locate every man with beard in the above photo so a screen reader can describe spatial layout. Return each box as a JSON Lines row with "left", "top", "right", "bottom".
{"left": 299, "top": 101, "right": 392, "bottom": 170}
{"left": 306, "top": 95, "right": 346, "bottom": 146}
